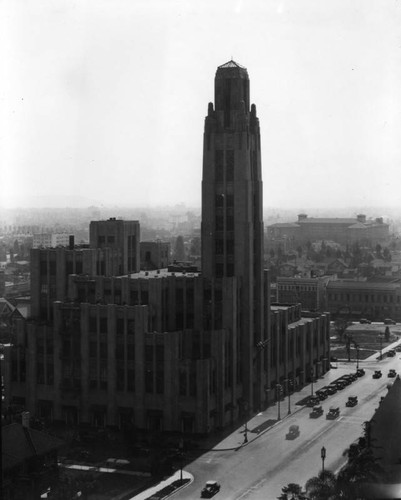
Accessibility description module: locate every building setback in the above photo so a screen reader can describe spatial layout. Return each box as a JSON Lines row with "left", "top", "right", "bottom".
{"left": 5, "top": 61, "right": 330, "bottom": 435}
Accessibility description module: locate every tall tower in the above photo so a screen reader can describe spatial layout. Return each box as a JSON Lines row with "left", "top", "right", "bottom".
{"left": 201, "top": 60, "right": 265, "bottom": 410}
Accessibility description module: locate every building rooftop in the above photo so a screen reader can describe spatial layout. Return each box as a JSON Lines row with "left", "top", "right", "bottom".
{"left": 218, "top": 59, "right": 246, "bottom": 69}
{"left": 2, "top": 423, "right": 64, "bottom": 471}
{"left": 127, "top": 269, "right": 201, "bottom": 279}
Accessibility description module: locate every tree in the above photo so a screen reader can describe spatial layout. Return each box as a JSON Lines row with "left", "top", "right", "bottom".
{"left": 336, "top": 447, "right": 385, "bottom": 499}
{"left": 189, "top": 236, "right": 201, "bottom": 256}
{"left": 305, "top": 470, "right": 337, "bottom": 500}
{"left": 333, "top": 319, "right": 350, "bottom": 342}
{"left": 383, "top": 247, "right": 391, "bottom": 262}
{"left": 278, "top": 483, "right": 306, "bottom": 499}
{"left": 384, "top": 326, "right": 390, "bottom": 342}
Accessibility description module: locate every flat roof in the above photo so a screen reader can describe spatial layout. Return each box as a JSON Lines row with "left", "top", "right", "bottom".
{"left": 127, "top": 269, "right": 201, "bottom": 279}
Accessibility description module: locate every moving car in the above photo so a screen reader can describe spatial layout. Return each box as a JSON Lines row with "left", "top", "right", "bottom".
{"left": 346, "top": 396, "right": 358, "bottom": 407}
{"left": 326, "top": 406, "right": 340, "bottom": 420}
{"left": 387, "top": 350, "right": 396, "bottom": 357}
{"left": 384, "top": 318, "right": 396, "bottom": 325}
{"left": 356, "top": 368, "right": 365, "bottom": 377}
{"left": 360, "top": 318, "right": 371, "bottom": 324}
{"left": 373, "top": 370, "right": 382, "bottom": 379}
{"left": 310, "top": 405, "right": 324, "bottom": 418}
{"left": 286, "top": 425, "right": 300, "bottom": 440}
{"left": 201, "top": 481, "right": 221, "bottom": 498}
{"left": 388, "top": 369, "right": 397, "bottom": 378}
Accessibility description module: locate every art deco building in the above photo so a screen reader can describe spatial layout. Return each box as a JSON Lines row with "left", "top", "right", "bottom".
{"left": 5, "top": 61, "right": 330, "bottom": 435}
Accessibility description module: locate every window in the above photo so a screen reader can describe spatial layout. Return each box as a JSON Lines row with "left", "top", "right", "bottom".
{"left": 226, "top": 150, "right": 234, "bottom": 181}
{"left": 215, "top": 150, "right": 224, "bottom": 181}
{"left": 215, "top": 194, "right": 224, "bottom": 208}
{"left": 226, "top": 215, "right": 234, "bottom": 231}
{"left": 215, "top": 239, "right": 224, "bottom": 255}
{"left": 215, "top": 215, "right": 224, "bottom": 231}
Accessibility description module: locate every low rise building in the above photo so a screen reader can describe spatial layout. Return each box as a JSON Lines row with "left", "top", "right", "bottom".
{"left": 326, "top": 279, "right": 401, "bottom": 321}
{"left": 277, "top": 276, "right": 330, "bottom": 312}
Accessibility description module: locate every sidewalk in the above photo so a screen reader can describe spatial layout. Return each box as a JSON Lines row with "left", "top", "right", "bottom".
{"left": 122, "top": 470, "right": 193, "bottom": 500}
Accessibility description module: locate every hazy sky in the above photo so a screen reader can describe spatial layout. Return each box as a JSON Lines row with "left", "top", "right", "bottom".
{"left": 2, "top": 0, "right": 401, "bottom": 210}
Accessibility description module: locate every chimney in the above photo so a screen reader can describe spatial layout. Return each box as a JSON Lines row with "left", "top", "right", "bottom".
{"left": 357, "top": 214, "right": 366, "bottom": 223}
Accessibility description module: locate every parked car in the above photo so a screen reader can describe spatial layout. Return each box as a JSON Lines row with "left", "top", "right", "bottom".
{"left": 384, "top": 318, "right": 396, "bottom": 325}
{"left": 356, "top": 368, "right": 365, "bottom": 377}
{"left": 373, "top": 370, "right": 382, "bottom": 379}
{"left": 339, "top": 376, "right": 352, "bottom": 386}
{"left": 286, "top": 425, "right": 300, "bottom": 439}
{"left": 326, "top": 406, "right": 340, "bottom": 419}
{"left": 346, "top": 396, "right": 358, "bottom": 407}
{"left": 310, "top": 405, "right": 324, "bottom": 418}
{"left": 387, "top": 350, "right": 396, "bottom": 357}
{"left": 388, "top": 369, "right": 397, "bottom": 378}
{"left": 306, "top": 395, "right": 321, "bottom": 407}
{"left": 201, "top": 481, "right": 221, "bottom": 498}
{"left": 326, "top": 385, "right": 338, "bottom": 395}
{"left": 316, "top": 388, "right": 328, "bottom": 400}
{"left": 333, "top": 379, "right": 346, "bottom": 390}
{"left": 360, "top": 318, "right": 371, "bottom": 324}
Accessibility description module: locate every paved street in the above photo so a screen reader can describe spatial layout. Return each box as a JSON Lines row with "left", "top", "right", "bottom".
{"left": 170, "top": 341, "right": 401, "bottom": 500}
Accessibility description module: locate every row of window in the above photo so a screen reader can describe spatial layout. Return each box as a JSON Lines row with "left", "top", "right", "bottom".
{"left": 328, "top": 293, "right": 400, "bottom": 303}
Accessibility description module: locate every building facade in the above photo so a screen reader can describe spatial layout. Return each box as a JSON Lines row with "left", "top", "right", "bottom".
{"left": 33, "top": 233, "right": 72, "bottom": 249}
{"left": 90, "top": 218, "right": 140, "bottom": 275}
{"left": 5, "top": 61, "right": 330, "bottom": 435}
{"left": 140, "top": 241, "right": 170, "bottom": 270}
{"left": 326, "top": 279, "right": 401, "bottom": 321}
{"left": 277, "top": 276, "right": 330, "bottom": 312}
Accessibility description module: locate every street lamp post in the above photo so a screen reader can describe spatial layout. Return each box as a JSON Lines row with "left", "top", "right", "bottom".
{"left": 178, "top": 437, "right": 184, "bottom": 484}
{"left": 286, "top": 379, "right": 292, "bottom": 415}
{"left": 276, "top": 384, "right": 282, "bottom": 420}
{"left": 243, "top": 401, "right": 248, "bottom": 444}
{"left": 243, "top": 420, "right": 248, "bottom": 443}
{"left": 356, "top": 345, "right": 360, "bottom": 370}
{"left": 378, "top": 335, "right": 383, "bottom": 360}
{"left": 321, "top": 446, "right": 326, "bottom": 473}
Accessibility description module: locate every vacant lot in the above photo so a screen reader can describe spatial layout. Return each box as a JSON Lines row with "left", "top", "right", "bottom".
{"left": 330, "top": 323, "right": 401, "bottom": 360}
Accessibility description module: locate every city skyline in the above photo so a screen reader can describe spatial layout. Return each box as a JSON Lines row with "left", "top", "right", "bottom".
{"left": 2, "top": 0, "right": 401, "bottom": 210}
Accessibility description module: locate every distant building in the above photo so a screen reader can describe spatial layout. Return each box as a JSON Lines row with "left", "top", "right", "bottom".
{"left": 140, "top": 241, "right": 170, "bottom": 270}
{"left": 277, "top": 276, "right": 330, "bottom": 312}
{"left": 33, "top": 233, "right": 72, "bottom": 249}
{"left": 90, "top": 218, "right": 140, "bottom": 275}
{"left": 268, "top": 213, "right": 389, "bottom": 246}
{"left": 326, "top": 279, "right": 401, "bottom": 321}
